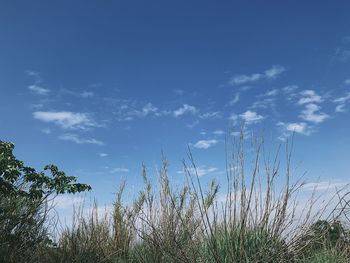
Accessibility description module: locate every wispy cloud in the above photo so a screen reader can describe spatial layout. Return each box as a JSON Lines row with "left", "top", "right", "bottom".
{"left": 25, "top": 70, "right": 42, "bottom": 82}
{"left": 277, "top": 122, "right": 313, "bottom": 140}
{"left": 53, "top": 195, "right": 85, "bottom": 209}
{"left": 173, "top": 89, "right": 184, "bottom": 96}
{"left": 28, "top": 85, "right": 50, "bottom": 95}
{"left": 132, "top": 103, "right": 159, "bottom": 117}
{"left": 299, "top": 104, "right": 328, "bottom": 123}
{"left": 229, "top": 113, "right": 239, "bottom": 126}
{"left": 229, "top": 65, "right": 285, "bottom": 85}
{"left": 213, "top": 130, "right": 225, "bottom": 135}
{"left": 98, "top": 153, "right": 108, "bottom": 157}
{"left": 33, "top": 111, "right": 97, "bottom": 129}
{"left": 199, "top": 111, "right": 221, "bottom": 119}
{"left": 250, "top": 98, "right": 276, "bottom": 109}
{"left": 264, "top": 65, "right": 286, "bottom": 78}
{"left": 229, "top": 93, "right": 240, "bottom": 105}
{"left": 240, "top": 110, "right": 264, "bottom": 124}
{"left": 59, "top": 133, "right": 104, "bottom": 145}
{"left": 177, "top": 165, "right": 218, "bottom": 177}
{"left": 113, "top": 101, "right": 168, "bottom": 121}
{"left": 59, "top": 89, "right": 95, "bottom": 98}
{"left": 333, "top": 47, "right": 350, "bottom": 62}
{"left": 333, "top": 92, "right": 350, "bottom": 112}
{"left": 302, "top": 180, "right": 348, "bottom": 191}
{"left": 25, "top": 70, "right": 50, "bottom": 95}
{"left": 173, "top": 104, "right": 198, "bottom": 117}
{"left": 187, "top": 120, "right": 199, "bottom": 128}
{"left": 335, "top": 104, "right": 346, "bottom": 113}
{"left": 262, "top": 89, "right": 279, "bottom": 97}
{"left": 298, "top": 90, "right": 323, "bottom": 105}
{"left": 282, "top": 85, "right": 299, "bottom": 101}
{"left": 283, "top": 85, "right": 298, "bottom": 94}
{"left": 111, "top": 167, "right": 129, "bottom": 173}
{"left": 193, "top": 139, "right": 218, "bottom": 149}
{"left": 41, "top": 128, "right": 52, "bottom": 134}
{"left": 80, "top": 91, "right": 94, "bottom": 98}
{"left": 230, "top": 73, "right": 262, "bottom": 85}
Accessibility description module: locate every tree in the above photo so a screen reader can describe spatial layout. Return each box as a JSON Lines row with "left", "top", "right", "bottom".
{"left": 0, "top": 140, "right": 91, "bottom": 263}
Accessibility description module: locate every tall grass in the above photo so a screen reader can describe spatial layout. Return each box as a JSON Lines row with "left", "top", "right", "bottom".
{"left": 50, "top": 131, "right": 350, "bottom": 262}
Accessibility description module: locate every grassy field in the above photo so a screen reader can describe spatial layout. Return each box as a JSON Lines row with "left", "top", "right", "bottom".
{"left": 1, "top": 133, "right": 350, "bottom": 262}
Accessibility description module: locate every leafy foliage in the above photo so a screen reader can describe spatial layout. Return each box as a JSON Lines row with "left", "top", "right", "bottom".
{"left": 0, "top": 140, "right": 91, "bottom": 263}
{"left": 0, "top": 141, "right": 91, "bottom": 199}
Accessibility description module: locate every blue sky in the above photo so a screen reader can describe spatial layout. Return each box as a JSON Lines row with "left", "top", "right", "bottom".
{"left": 1, "top": 1, "right": 350, "bottom": 210}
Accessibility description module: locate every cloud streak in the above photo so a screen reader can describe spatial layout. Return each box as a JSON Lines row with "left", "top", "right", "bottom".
{"left": 178, "top": 166, "right": 218, "bottom": 177}
{"left": 230, "top": 65, "right": 285, "bottom": 85}
{"left": 59, "top": 133, "right": 104, "bottom": 145}
{"left": 173, "top": 104, "right": 198, "bottom": 117}
{"left": 33, "top": 111, "right": 97, "bottom": 129}
{"left": 193, "top": 139, "right": 218, "bottom": 149}
{"left": 28, "top": 85, "right": 50, "bottom": 95}
{"left": 333, "top": 92, "right": 350, "bottom": 112}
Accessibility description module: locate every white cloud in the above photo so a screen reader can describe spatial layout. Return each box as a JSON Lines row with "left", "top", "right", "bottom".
{"left": 59, "top": 133, "right": 104, "bottom": 145}
{"left": 240, "top": 110, "right": 264, "bottom": 124}
{"left": 28, "top": 85, "right": 50, "bottom": 95}
{"left": 177, "top": 166, "right": 218, "bottom": 177}
{"left": 344, "top": 79, "right": 350, "bottom": 85}
{"left": 173, "top": 104, "right": 198, "bottom": 117}
{"left": 298, "top": 90, "right": 323, "bottom": 105}
{"left": 187, "top": 120, "right": 199, "bottom": 128}
{"left": 59, "top": 89, "right": 95, "bottom": 98}
{"left": 264, "top": 65, "right": 286, "bottom": 79}
{"left": 284, "top": 122, "right": 307, "bottom": 133}
{"left": 299, "top": 104, "right": 328, "bottom": 123}
{"left": 335, "top": 104, "right": 345, "bottom": 112}
{"left": 334, "top": 47, "right": 350, "bottom": 62}
{"left": 213, "top": 130, "right": 225, "bottom": 135}
{"left": 250, "top": 98, "right": 275, "bottom": 109}
{"left": 262, "top": 89, "right": 279, "bottom": 97}
{"left": 302, "top": 181, "right": 348, "bottom": 191}
{"left": 25, "top": 70, "right": 40, "bottom": 78}
{"left": 229, "top": 65, "right": 285, "bottom": 85}
{"left": 33, "top": 111, "right": 96, "bottom": 129}
{"left": 141, "top": 103, "right": 158, "bottom": 116}
{"left": 199, "top": 111, "right": 221, "bottom": 119}
{"left": 229, "top": 93, "right": 240, "bottom": 105}
{"left": 334, "top": 92, "right": 350, "bottom": 112}
{"left": 333, "top": 92, "right": 350, "bottom": 104}
{"left": 277, "top": 122, "right": 313, "bottom": 141}
{"left": 98, "top": 153, "right": 108, "bottom": 157}
{"left": 282, "top": 85, "right": 298, "bottom": 94}
{"left": 193, "top": 139, "right": 218, "bottom": 149}
{"left": 127, "top": 103, "right": 159, "bottom": 118}
{"left": 230, "top": 131, "right": 240, "bottom": 137}
{"left": 111, "top": 167, "right": 129, "bottom": 173}
{"left": 25, "top": 70, "right": 42, "bottom": 83}
{"left": 53, "top": 195, "right": 85, "bottom": 209}
{"left": 80, "top": 91, "right": 94, "bottom": 98}
{"left": 230, "top": 73, "right": 263, "bottom": 85}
